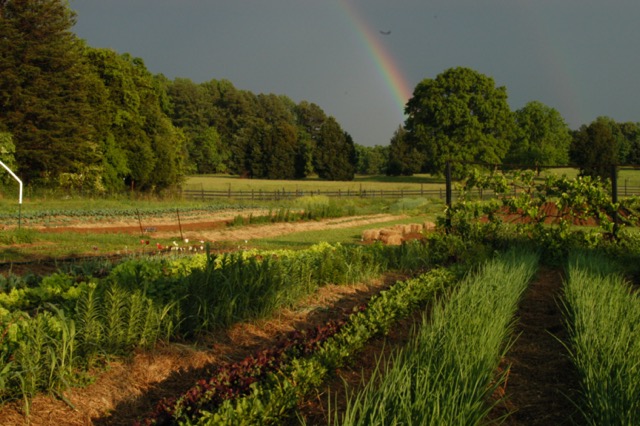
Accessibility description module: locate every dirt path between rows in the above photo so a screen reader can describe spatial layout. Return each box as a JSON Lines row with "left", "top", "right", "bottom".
{"left": 493, "top": 267, "right": 583, "bottom": 425}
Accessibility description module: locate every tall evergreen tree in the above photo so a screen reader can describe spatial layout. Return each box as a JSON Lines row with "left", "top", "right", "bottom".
{"left": 570, "top": 117, "right": 617, "bottom": 180}
{"left": 314, "top": 118, "right": 356, "bottom": 181}
{"left": 387, "top": 125, "right": 423, "bottom": 176}
{"left": 0, "top": 0, "right": 103, "bottom": 185}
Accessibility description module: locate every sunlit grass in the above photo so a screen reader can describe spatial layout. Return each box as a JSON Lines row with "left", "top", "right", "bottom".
{"left": 184, "top": 174, "right": 446, "bottom": 192}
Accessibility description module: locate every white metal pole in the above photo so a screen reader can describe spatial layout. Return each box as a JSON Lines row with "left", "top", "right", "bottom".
{"left": 0, "top": 160, "right": 23, "bottom": 228}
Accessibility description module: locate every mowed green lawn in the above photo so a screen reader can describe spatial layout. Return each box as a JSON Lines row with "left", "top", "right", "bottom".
{"left": 184, "top": 174, "right": 445, "bottom": 192}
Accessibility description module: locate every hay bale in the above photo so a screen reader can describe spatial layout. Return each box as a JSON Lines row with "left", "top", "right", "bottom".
{"left": 423, "top": 221, "right": 436, "bottom": 232}
{"left": 381, "top": 233, "right": 403, "bottom": 245}
{"left": 410, "top": 223, "right": 423, "bottom": 233}
{"left": 362, "top": 229, "right": 380, "bottom": 242}
{"left": 379, "top": 228, "right": 397, "bottom": 237}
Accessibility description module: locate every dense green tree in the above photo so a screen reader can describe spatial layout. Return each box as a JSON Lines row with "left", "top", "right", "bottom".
{"left": 570, "top": 117, "right": 617, "bottom": 180}
{"left": 387, "top": 126, "right": 423, "bottom": 176}
{"left": 85, "top": 48, "right": 186, "bottom": 191}
{"left": 0, "top": 0, "right": 104, "bottom": 185}
{"left": 355, "top": 144, "right": 389, "bottom": 175}
{"left": 0, "top": 132, "right": 16, "bottom": 169}
{"left": 262, "top": 121, "right": 298, "bottom": 179}
{"left": 620, "top": 122, "right": 640, "bottom": 165}
{"left": 295, "top": 101, "right": 326, "bottom": 144}
{"left": 313, "top": 118, "right": 356, "bottom": 181}
{"left": 505, "top": 101, "right": 571, "bottom": 168}
{"left": 404, "top": 67, "right": 515, "bottom": 176}
{"left": 188, "top": 127, "right": 228, "bottom": 174}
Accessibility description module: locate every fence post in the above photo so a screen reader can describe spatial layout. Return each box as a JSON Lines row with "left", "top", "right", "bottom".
{"left": 611, "top": 164, "right": 619, "bottom": 238}
{"left": 445, "top": 161, "right": 452, "bottom": 233}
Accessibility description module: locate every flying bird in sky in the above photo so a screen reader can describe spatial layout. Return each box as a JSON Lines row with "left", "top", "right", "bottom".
{"left": 379, "top": 30, "right": 391, "bottom": 35}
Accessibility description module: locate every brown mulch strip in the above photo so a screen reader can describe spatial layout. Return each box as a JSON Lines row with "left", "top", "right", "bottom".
{"left": 492, "top": 267, "right": 584, "bottom": 425}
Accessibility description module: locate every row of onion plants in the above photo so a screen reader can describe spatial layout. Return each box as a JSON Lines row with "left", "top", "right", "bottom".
{"left": 563, "top": 251, "right": 640, "bottom": 424}
{"left": 335, "top": 248, "right": 539, "bottom": 425}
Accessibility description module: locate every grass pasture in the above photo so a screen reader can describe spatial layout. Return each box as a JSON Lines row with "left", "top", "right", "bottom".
{"left": 184, "top": 173, "right": 446, "bottom": 193}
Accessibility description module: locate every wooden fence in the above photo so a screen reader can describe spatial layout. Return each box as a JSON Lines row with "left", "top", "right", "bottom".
{"left": 182, "top": 184, "right": 640, "bottom": 202}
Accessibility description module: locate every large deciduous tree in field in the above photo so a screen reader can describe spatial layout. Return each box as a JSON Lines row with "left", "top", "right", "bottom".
{"left": 506, "top": 101, "right": 571, "bottom": 168}
{"left": 404, "top": 67, "right": 515, "bottom": 176}
{"left": 0, "top": 0, "right": 103, "bottom": 185}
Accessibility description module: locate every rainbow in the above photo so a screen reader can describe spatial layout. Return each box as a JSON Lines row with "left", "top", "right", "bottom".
{"left": 338, "top": 0, "right": 413, "bottom": 116}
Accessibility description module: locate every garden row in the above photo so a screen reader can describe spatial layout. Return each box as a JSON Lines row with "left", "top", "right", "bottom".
{"left": 564, "top": 250, "right": 640, "bottom": 424}
{"left": 139, "top": 242, "right": 640, "bottom": 425}
{"left": 133, "top": 248, "right": 537, "bottom": 425}
{"left": 0, "top": 233, "right": 470, "bottom": 413}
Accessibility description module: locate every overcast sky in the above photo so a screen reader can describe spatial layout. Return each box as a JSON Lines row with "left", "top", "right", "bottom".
{"left": 70, "top": 0, "right": 640, "bottom": 147}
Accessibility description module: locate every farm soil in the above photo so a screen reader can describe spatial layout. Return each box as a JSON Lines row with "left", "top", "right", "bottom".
{"left": 35, "top": 213, "right": 407, "bottom": 239}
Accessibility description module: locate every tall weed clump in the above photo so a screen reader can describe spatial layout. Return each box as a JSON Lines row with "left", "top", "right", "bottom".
{"left": 563, "top": 251, "right": 640, "bottom": 424}
{"left": 336, "top": 248, "right": 539, "bottom": 425}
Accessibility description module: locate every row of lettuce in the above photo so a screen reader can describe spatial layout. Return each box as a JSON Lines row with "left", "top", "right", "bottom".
{"left": 0, "top": 234, "right": 471, "bottom": 412}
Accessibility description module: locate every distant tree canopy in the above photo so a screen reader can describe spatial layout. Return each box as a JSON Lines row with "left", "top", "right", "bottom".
{"left": 0, "top": 0, "right": 357, "bottom": 193}
{"left": 387, "top": 125, "right": 423, "bottom": 176}
{"left": 569, "top": 117, "right": 640, "bottom": 180}
{"left": 570, "top": 117, "right": 618, "bottom": 180}
{"left": 355, "top": 144, "right": 388, "bottom": 175}
{"left": 404, "top": 67, "right": 515, "bottom": 177}
{"left": 506, "top": 101, "right": 571, "bottom": 168}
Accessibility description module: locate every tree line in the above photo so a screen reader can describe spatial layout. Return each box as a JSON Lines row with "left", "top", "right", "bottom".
{"left": 0, "top": 0, "right": 356, "bottom": 194}
{"left": 390, "top": 67, "right": 640, "bottom": 180}
{"left": 2, "top": 1, "right": 638, "bottom": 195}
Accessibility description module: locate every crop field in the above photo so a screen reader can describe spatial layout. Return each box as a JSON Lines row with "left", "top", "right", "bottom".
{"left": 1, "top": 172, "right": 640, "bottom": 425}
